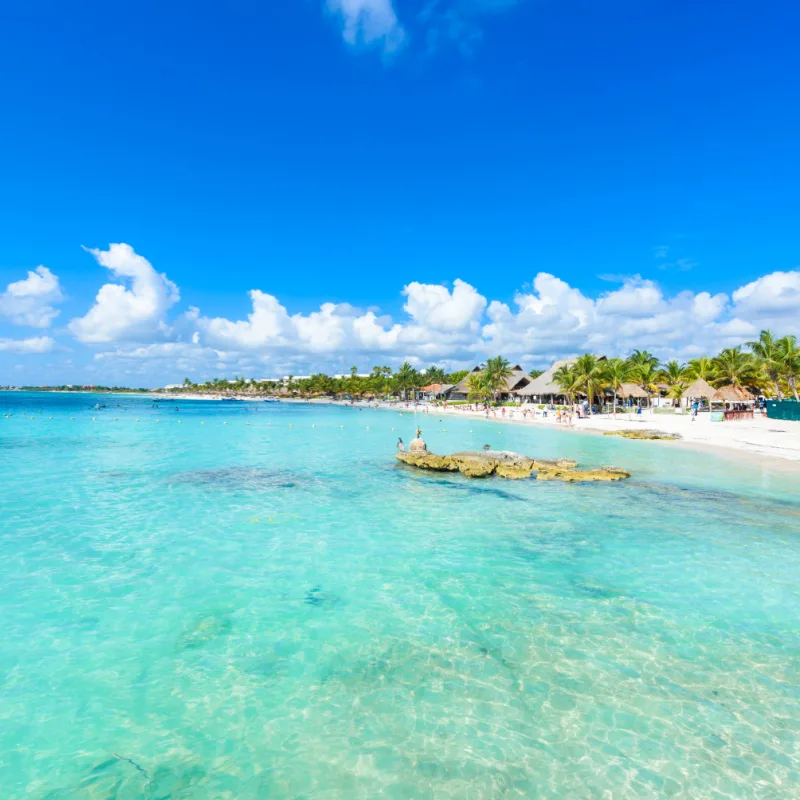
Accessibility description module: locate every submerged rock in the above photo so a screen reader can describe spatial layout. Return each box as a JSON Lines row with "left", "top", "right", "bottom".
{"left": 603, "top": 429, "right": 682, "bottom": 441}
{"left": 395, "top": 450, "right": 630, "bottom": 482}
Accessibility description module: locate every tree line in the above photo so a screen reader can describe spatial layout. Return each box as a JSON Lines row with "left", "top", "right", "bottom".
{"left": 178, "top": 365, "right": 473, "bottom": 400}
{"left": 173, "top": 329, "right": 798, "bottom": 405}
{"left": 550, "top": 329, "right": 799, "bottom": 413}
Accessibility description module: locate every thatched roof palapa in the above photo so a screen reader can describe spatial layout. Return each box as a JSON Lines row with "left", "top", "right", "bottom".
{"left": 516, "top": 360, "right": 575, "bottom": 397}
{"left": 712, "top": 384, "right": 755, "bottom": 402}
{"left": 450, "top": 365, "right": 531, "bottom": 396}
{"left": 617, "top": 382, "right": 649, "bottom": 399}
{"left": 501, "top": 365, "right": 533, "bottom": 394}
{"left": 450, "top": 366, "right": 483, "bottom": 396}
{"left": 683, "top": 378, "right": 715, "bottom": 400}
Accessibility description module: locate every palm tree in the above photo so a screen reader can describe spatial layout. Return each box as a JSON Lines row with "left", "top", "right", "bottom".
{"left": 632, "top": 362, "right": 660, "bottom": 405}
{"left": 603, "top": 358, "right": 632, "bottom": 416}
{"left": 747, "top": 330, "right": 783, "bottom": 399}
{"left": 684, "top": 356, "right": 715, "bottom": 382}
{"left": 627, "top": 350, "right": 660, "bottom": 370}
{"left": 482, "top": 356, "right": 514, "bottom": 404}
{"left": 553, "top": 364, "right": 580, "bottom": 424}
{"left": 466, "top": 371, "right": 490, "bottom": 404}
{"left": 394, "top": 362, "right": 419, "bottom": 401}
{"left": 712, "top": 347, "right": 758, "bottom": 388}
{"left": 658, "top": 359, "right": 686, "bottom": 407}
{"left": 572, "top": 353, "right": 607, "bottom": 412}
{"left": 778, "top": 335, "right": 800, "bottom": 401}
{"left": 667, "top": 382, "right": 686, "bottom": 408}
{"left": 425, "top": 365, "right": 446, "bottom": 384}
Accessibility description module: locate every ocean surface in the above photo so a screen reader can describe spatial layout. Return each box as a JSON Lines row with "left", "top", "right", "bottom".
{"left": 1, "top": 391, "right": 799, "bottom": 799}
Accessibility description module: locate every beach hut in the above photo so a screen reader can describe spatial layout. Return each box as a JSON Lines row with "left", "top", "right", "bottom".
{"left": 448, "top": 365, "right": 531, "bottom": 402}
{"left": 422, "top": 383, "right": 453, "bottom": 400}
{"left": 498, "top": 365, "right": 533, "bottom": 401}
{"left": 517, "top": 360, "right": 575, "bottom": 404}
{"left": 616, "top": 382, "right": 650, "bottom": 409}
{"left": 682, "top": 378, "right": 715, "bottom": 411}
{"left": 710, "top": 385, "right": 755, "bottom": 420}
{"left": 448, "top": 367, "right": 483, "bottom": 401}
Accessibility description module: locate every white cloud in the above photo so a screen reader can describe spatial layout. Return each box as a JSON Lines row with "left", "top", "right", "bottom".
{"left": 403, "top": 278, "right": 486, "bottom": 332}
{"left": 9, "top": 240, "right": 793, "bottom": 383}
{"left": 195, "top": 280, "right": 488, "bottom": 365}
{"left": 732, "top": 270, "right": 800, "bottom": 322}
{"left": 0, "top": 336, "right": 55, "bottom": 354}
{"left": 327, "top": 0, "right": 405, "bottom": 52}
{"left": 0, "top": 266, "right": 63, "bottom": 328}
{"left": 68, "top": 244, "right": 180, "bottom": 344}
{"left": 199, "top": 291, "right": 400, "bottom": 354}
{"left": 481, "top": 273, "right": 734, "bottom": 362}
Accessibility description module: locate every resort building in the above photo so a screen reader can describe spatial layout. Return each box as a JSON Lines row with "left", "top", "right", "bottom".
{"left": 516, "top": 360, "right": 575, "bottom": 404}
{"left": 448, "top": 365, "right": 532, "bottom": 401}
{"left": 423, "top": 383, "right": 454, "bottom": 400}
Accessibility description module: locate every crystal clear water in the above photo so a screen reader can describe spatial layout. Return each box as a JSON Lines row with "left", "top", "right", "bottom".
{"left": 1, "top": 392, "right": 799, "bottom": 799}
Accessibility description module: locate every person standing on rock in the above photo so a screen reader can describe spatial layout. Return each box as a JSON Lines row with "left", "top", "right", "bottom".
{"left": 397, "top": 437, "right": 405, "bottom": 451}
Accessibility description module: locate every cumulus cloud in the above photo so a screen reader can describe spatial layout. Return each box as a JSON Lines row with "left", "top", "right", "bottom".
{"left": 48, "top": 242, "right": 800, "bottom": 381}
{"left": 198, "top": 290, "right": 401, "bottom": 354}
{"left": 732, "top": 270, "right": 800, "bottom": 322}
{"left": 327, "top": 0, "right": 406, "bottom": 52}
{"left": 194, "top": 279, "right": 489, "bottom": 366}
{"left": 0, "top": 336, "right": 55, "bottom": 354}
{"left": 68, "top": 244, "right": 180, "bottom": 344}
{"left": 0, "top": 266, "right": 63, "bottom": 328}
{"left": 403, "top": 278, "right": 486, "bottom": 332}
{"left": 481, "top": 273, "right": 735, "bottom": 363}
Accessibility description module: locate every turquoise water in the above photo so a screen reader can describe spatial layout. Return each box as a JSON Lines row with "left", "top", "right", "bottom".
{"left": 1, "top": 392, "right": 799, "bottom": 799}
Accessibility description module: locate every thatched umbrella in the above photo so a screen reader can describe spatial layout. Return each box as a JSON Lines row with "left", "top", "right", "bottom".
{"left": 683, "top": 378, "right": 715, "bottom": 401}
{"left": 618, "top": 382, "right": 649, "bottom": 400}
{"left": 711, "top": 384, "right": 756, "bottom": 419}
{"left": 712, "top": 384, "right": 755, "bottom": 402}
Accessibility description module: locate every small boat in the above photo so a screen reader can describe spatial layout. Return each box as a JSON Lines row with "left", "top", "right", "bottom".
{"left": 222, "top": 397, "right": 243, "bottom": 402}
{"left": 93, "top": 403, "right": 107, "bottom": 410}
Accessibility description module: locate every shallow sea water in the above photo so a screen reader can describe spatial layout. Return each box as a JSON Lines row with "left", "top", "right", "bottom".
{"left": 1, "top": 392, "right": 799, "bottom": 799}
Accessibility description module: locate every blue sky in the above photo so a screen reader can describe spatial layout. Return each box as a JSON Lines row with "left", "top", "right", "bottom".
{"left": 1, "top": 0, "right": 799, "bottom": 386}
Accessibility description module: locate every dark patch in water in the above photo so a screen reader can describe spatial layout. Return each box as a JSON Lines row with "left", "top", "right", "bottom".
{"left": 573, "top": 581, "right": 625, "bottom": 600}
{"left": 177, "top": 614, "right": 233, "bottom": 649}
{"left": 631, "top": 480, "right": 800, "bottom": 519}
{"left": 169, "top": 466, "right": 307, "bottom": 491}
{"left": 112, "top": 752, "right": 150, "bottom": 780}
{"left": 396, "top": 470, "right": 525, "bottom": 502}
{"left": 304, "top": 585, "right": 340, "bottom": 607}
{"left": 304, "top": 584, "right": 324, "bottom": 606}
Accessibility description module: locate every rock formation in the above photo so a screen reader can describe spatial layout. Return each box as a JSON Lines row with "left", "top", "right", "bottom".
{"left": 603, "top": 429, "right": 681, "bottom": 441}
{"left": 395, "top": 450, "right": 630, "bottom": 482}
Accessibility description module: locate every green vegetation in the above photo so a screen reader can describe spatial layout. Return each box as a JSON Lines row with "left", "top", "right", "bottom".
{"left": 3, "top": 385, "right": 150, "bottom": 393}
